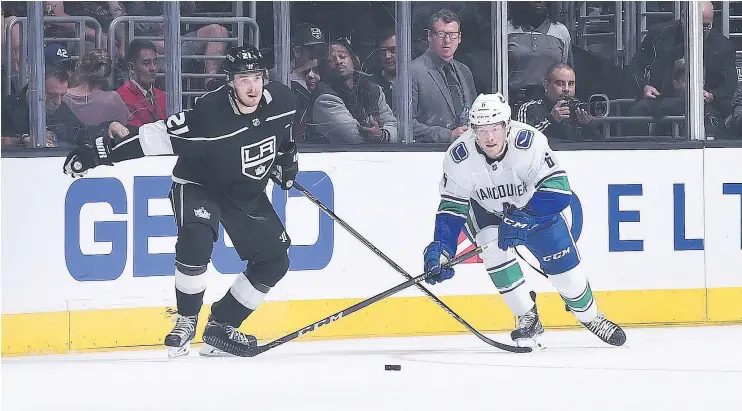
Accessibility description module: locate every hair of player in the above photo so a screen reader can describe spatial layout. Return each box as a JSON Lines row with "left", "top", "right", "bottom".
{"left": 428, "top": 9, "right": 460, "bottom": 32}
{"left": 45, "top": 63, "right": 70, "bottom": 84}
{"left": 125, "top": 39, "right": 158, "bottom": 65}
{"left": 544, "top": 62, "right": 575, "bottom": 82}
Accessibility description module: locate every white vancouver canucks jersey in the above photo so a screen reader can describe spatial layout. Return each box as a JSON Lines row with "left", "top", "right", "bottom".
{"left": 437, "top": 120, "right": 570, "bottom": 219}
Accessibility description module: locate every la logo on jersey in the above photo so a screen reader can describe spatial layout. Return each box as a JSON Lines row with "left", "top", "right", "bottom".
{"left": 194, "top": 207, "right": 211, "bottom": 220}
{"left": 241, "top": 136, "right": 276, "bottom": 180}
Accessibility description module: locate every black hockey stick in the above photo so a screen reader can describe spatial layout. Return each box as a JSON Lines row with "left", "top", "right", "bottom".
{"left": 493, "top": 210, "right": 572, "bottom": 312}
{"left": 242, "top": 240, "right": 531, "bottom": 357}
{"left": 291, "top": 180, "right": 527, "bottom": 353}
{"left": 490, "top": 209, "right": 548, "bottom": 278}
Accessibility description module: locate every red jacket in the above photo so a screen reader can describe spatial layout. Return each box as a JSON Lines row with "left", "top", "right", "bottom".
{"left": 116, "top": 80, "right": 166, "bottom": 126}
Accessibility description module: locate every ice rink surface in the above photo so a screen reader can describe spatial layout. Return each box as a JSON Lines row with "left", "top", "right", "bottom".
{"left": 3, "top": 325, "right": 741, "bottom": 411}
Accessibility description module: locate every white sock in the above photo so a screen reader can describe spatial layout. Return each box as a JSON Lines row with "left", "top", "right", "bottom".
{"left": 548, "top": 265, "right": 598, "bottom": 323}
{"left": 487, "top": 261, "right": 535, "bottom": 316}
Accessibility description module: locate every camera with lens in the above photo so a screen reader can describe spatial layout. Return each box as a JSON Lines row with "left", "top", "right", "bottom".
{"left": 561, "top": 97, "right": 588, "bottom": 115}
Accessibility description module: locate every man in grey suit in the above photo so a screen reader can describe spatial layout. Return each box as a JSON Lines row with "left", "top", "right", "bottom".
{"left": 410, "top": 9, "right": 477, "bottom": 143}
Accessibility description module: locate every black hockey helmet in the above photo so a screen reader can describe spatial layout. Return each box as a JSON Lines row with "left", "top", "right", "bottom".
{"left": 223, "top": 46, "right": 266, "bottom": 78}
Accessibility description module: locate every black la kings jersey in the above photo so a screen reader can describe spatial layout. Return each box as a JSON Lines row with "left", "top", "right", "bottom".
{"left": 111, "top": 82, "right": 297, "bottom": 209}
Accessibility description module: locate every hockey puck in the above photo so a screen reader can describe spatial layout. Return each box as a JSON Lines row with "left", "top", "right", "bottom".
{"left": 384, "top": 364, "right": 401, "bottom": 371}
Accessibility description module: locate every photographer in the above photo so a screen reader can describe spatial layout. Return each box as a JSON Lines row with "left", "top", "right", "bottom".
{"left": 516, "top": 63, "right": 600, "bottom": 142}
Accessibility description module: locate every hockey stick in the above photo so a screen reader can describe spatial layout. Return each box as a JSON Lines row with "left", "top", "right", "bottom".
{"left": 291, "top": 180, "right": 527, "bottom": 353}
{"left": 493, "top": 210, "right": 572, "bottom": 312}
{"left": 490, "top": 209, "right": 548, "bottom": 278}
{"left": 242, "top": 240, "right": 532, "bottom": 357}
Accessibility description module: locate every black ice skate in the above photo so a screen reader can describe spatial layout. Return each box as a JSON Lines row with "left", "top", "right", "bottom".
{"left": 201, "top": 316, "right": 257, "bottom": 357}
{"left": 164, "top": 314, "right": 197, "bottom": 358}
{"left": 581, "top": 313, "right": 626, "bottom": 346}
{"left": 511, "top": 305, "right": 545, "bottom": 349}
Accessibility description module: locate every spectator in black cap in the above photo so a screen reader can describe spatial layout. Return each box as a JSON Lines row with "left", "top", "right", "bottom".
{"left": 44, "top": 43, "right": 75, "bottom": 74}
{"left": 290, "top": 23, "right": 326, "bottom": 87}
{"left": 1, "top": 63, "right": 69, "bottom": 147}
{"left": 269, "top": 22, "right": 327, "bottom": 88}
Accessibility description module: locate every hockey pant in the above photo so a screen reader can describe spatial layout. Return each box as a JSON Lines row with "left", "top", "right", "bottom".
{"left": 465, "top": 200, "right": 598, "bottom": 322}
{"left": 169, "top": 182, "right": 291, "bottom": 326}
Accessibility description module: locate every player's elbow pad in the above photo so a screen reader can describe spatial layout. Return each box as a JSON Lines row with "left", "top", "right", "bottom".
{"left": 434, "top": 212, "right": 466, "bottom": 255}
{"left": 109, "top": 132, "right": 146, "bottom": 162}
{"left": 526, "top": 190, "right": 572, "bottom": 223}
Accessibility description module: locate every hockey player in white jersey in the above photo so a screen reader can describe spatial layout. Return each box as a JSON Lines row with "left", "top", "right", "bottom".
{"left": 423, "top": 93, "right": 626, "bottom": 347}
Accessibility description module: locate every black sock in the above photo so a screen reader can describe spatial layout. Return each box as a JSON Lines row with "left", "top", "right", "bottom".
{"left": 176, "top": 289, "right": 205, "bottom": 317}
{"left": 210, "top": 290, "right": 254, "bottom": 327}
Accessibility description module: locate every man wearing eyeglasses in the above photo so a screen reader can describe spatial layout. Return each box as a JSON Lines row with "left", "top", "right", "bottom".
{"left": 410, "top": 9, "right": 477, "bottom": 144}
{"left": 628, "top": 1, "right": 736, "bottom": 130}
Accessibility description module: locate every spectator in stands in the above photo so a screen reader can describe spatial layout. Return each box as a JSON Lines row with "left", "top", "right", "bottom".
{"left": 123, "top": 2, "right": 230, "bottom": 88}
{"left": 308, "top": 39, "right": 397, "bottom": 144}
{"left": 516, "top": 63, "right": 600, "bottom": 142}
{"left": 670, "top": 57, "right": 727, "bottom": 139}
{"left": 45, "top": 1, "right": 127, "bottom": 59}
{"left": 508, "top": 1, "right": 571, "bottom": 107}
{"left": 371, "top": 28, "right": 396, "bottom": 111}
{"left": 2, "top": 5, "right": 14, "bottom": 95}
{"left": 44, "top": 42, "right": 75, "bottom": 74}
{"left": 410, "top": 9, "right": 476, "bottom": 143}
{"left": 1, "top": 64, "right": 69, "bottom": 147}
{"left": 725, "top": 84, "right": 742, "bottom": 138}
{"left": 2, "top": 2, "right": 43, "bottom": 94}
{"left": 629, "top": 1, "right": 737, "bottom": 122}
{"left": 116, "top": 40, "right": 165, "bottom": 126}
{"left": 292, "top": 59, "right": 320, "bottom": 142}
{"left": 55, "top": 49, "right": 129, "bottom": 146}
{"left": 271, "top": 23, "right": 327, "bottom": 87}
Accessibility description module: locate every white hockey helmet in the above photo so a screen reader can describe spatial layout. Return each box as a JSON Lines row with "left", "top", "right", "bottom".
{"left": 469, "top": 93, "right": 511, "bottom": 127}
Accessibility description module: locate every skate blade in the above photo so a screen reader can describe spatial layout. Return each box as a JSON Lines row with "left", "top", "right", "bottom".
{"left": 167, "top": 342, "right": 191, "bottom": 359}
{"left": 514, "top": 338, "right": 546, "bottom": 350}
{"left": 199, "top": 343, "right": 236, "bottom": 357}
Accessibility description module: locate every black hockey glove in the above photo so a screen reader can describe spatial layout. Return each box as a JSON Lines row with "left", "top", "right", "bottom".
{"left": 62, "top": 135, "right": 115, "bottom": 178}
{"left": 270, "top": 141, "right": 298, "bottom": 190}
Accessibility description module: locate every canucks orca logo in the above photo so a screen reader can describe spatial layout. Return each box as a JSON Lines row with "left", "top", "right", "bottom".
{"left": 451, "top": 142, "right": 469, "bottom": 163}
{"left": 515, "top": 130, "right": 534, "bottom": 149}
{"left": 241, "top": 136, "right": 276, "bottom": 180}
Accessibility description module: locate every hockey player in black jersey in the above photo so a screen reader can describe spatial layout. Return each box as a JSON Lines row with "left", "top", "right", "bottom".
{"left": 62, "top": 46, "right": 298, "bottom": 358}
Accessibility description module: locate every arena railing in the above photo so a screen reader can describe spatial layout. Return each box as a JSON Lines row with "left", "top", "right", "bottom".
{"left": 4, "top": 16, "right": 103, "bottom": 96}
{"left": 108, "top": 16, "right": 259, "bottom": 107}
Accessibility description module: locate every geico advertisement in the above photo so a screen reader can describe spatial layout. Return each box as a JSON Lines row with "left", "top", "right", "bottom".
{"left": 2, "top": 150, "right": 741, "bottom": 314}
{"left": 61, "top": 151, "right": 740, "bottom": 281}
{"left": 64, "top": 171, "right": 335, "bottom": 281}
